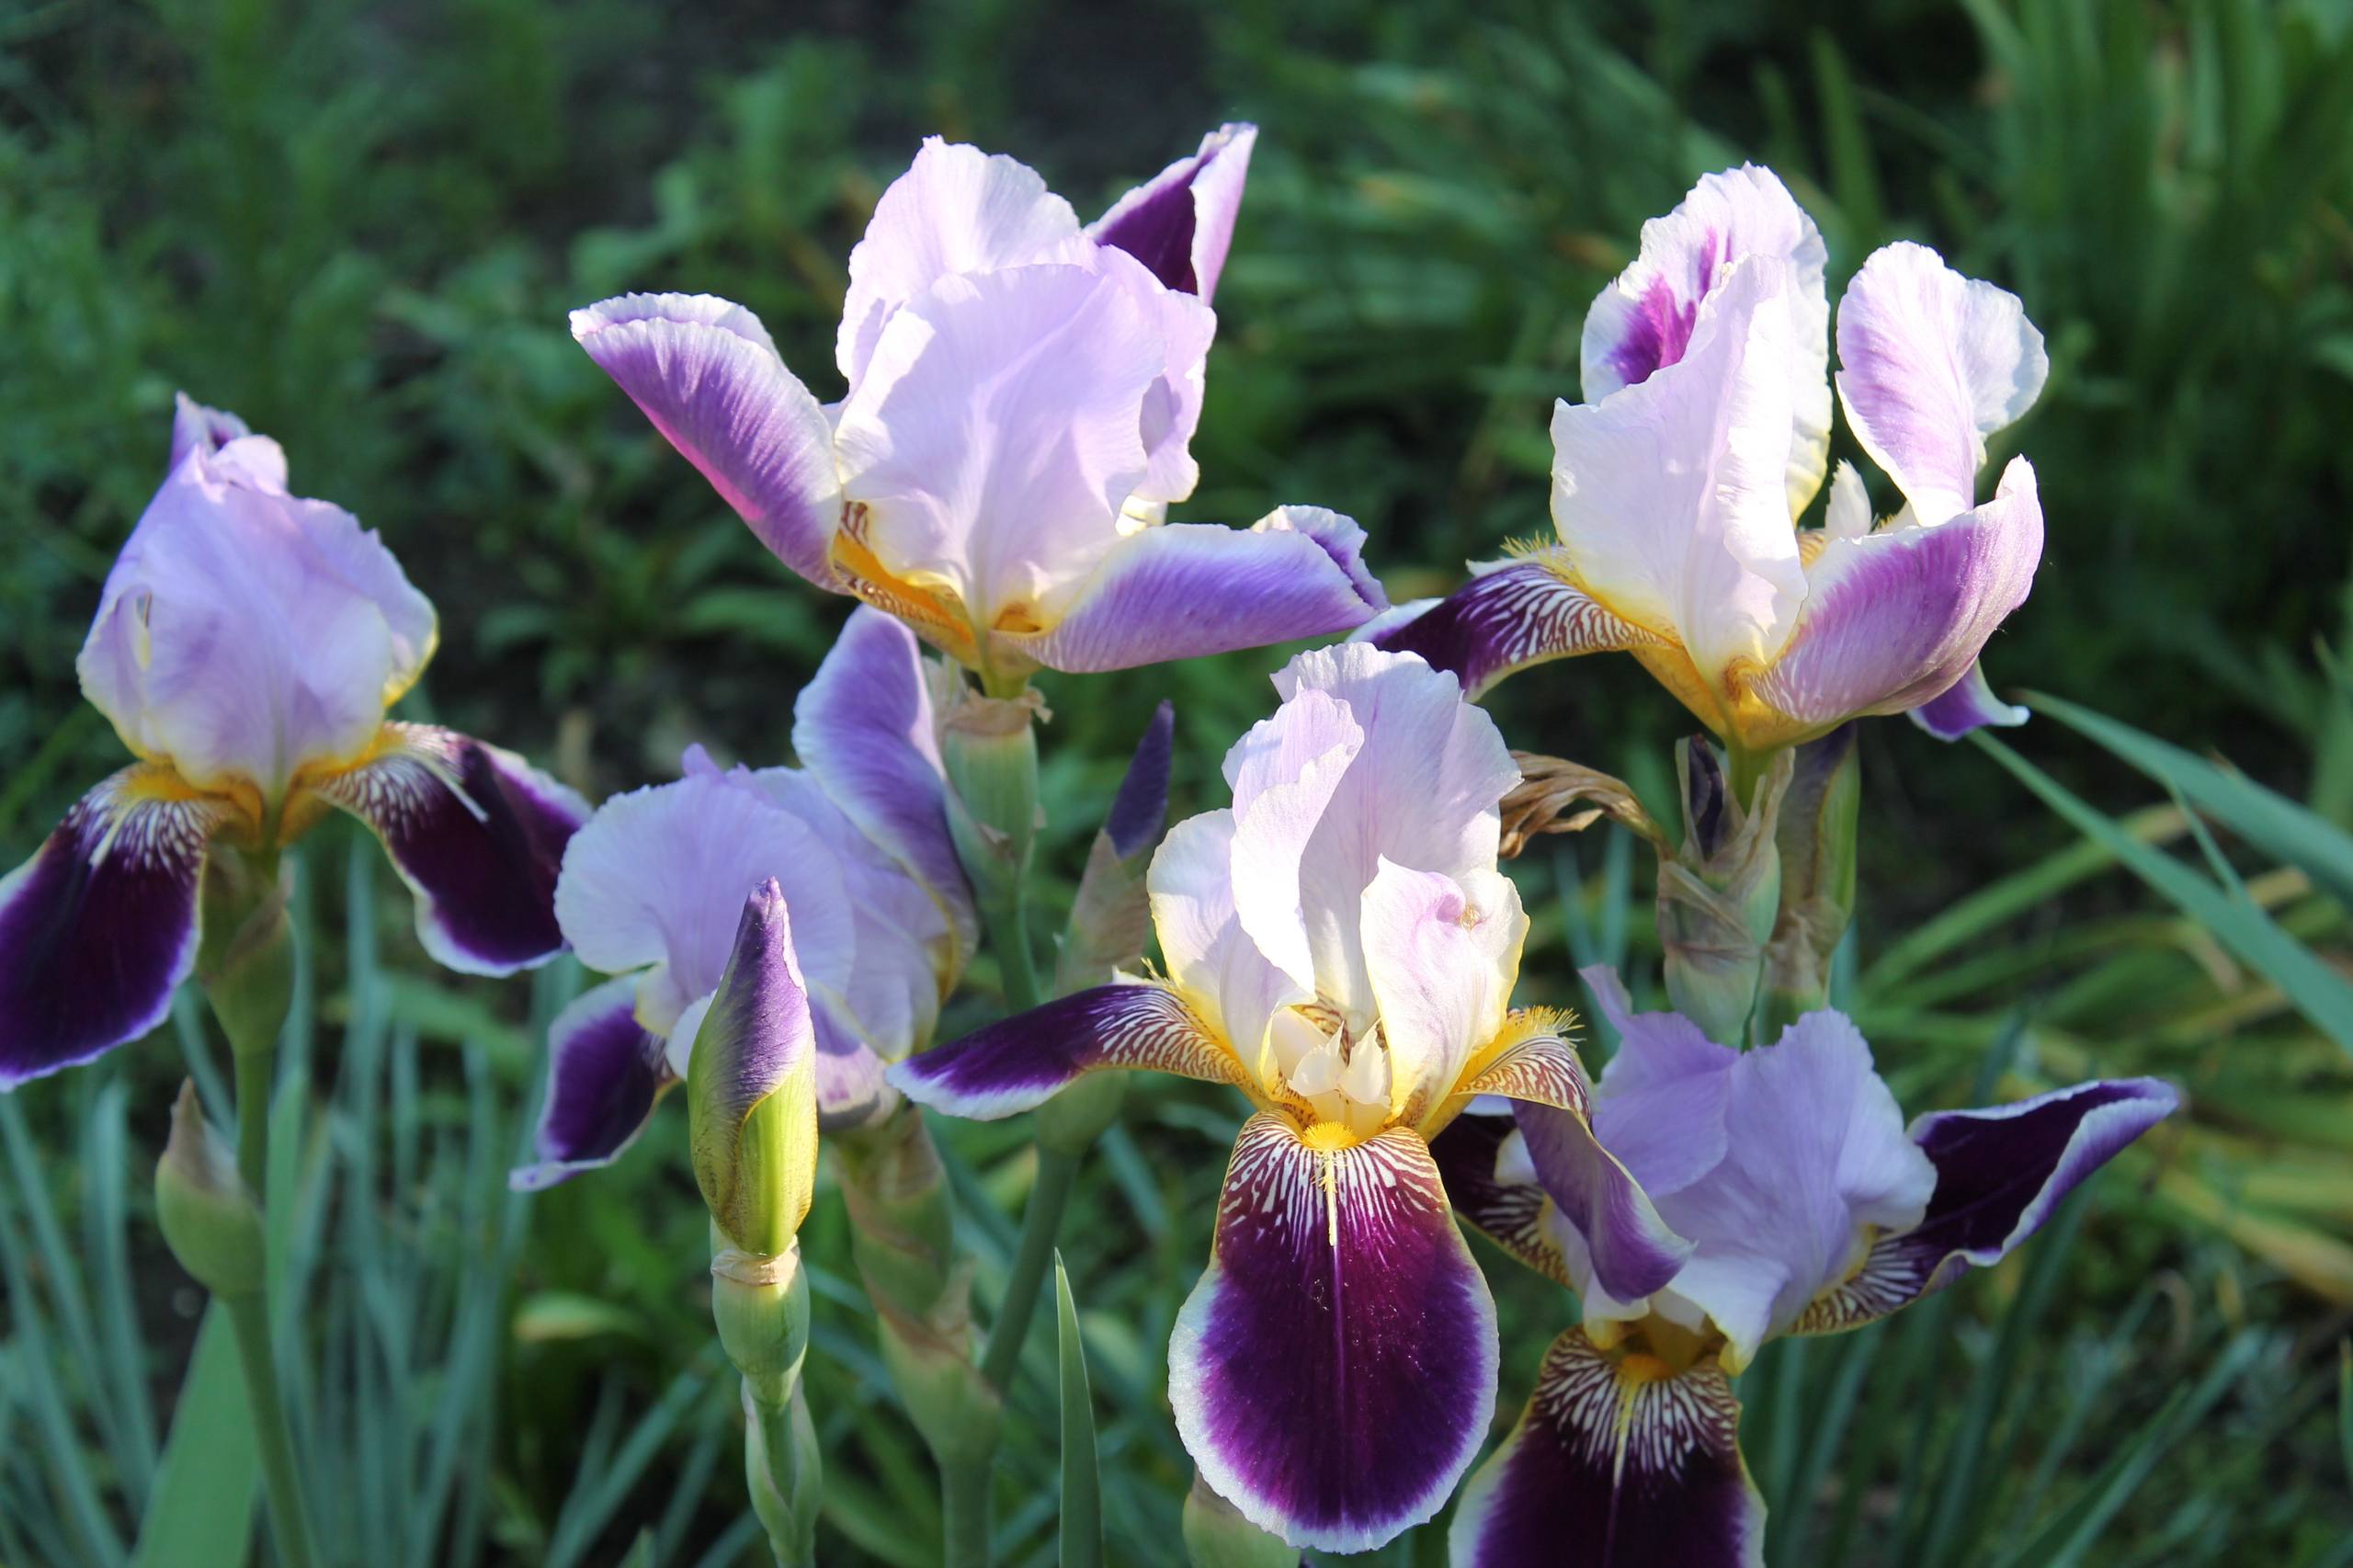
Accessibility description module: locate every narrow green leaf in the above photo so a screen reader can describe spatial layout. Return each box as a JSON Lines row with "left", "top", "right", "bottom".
{"left": 1056, "top": 1251, "right": 1103, "bottom": 1568}
{"left": 2339, "top": 1340, "right": 2352, "bottom": 1488}
{"left": 1974, "top": 734, "right": 2353, "bottom": 1054}
{"left": 2028, "top": 691, "right": 2353, "bottom": 905}
{"left": 130, "top": 1304, "right": 256, "bottom": 1568}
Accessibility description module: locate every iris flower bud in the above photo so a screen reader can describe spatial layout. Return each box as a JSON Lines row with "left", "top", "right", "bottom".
{"left": 1658, "top": 739, "right": 1791, "bottom": 1047}
{"left": 688, "top": 880, "right": 818, "bottom": 1258}
{"left": 155, "top": 1080, "right": 264, "bottom": 1298}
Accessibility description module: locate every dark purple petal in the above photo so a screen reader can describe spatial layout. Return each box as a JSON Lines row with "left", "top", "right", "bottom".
{"left": 887, "top": 983, "right": 1241, "bottom": 1119}
{"left": 1106, "top": 700, "right": 1176, "bottom": 859}
{"left": 1794, "top": 1076, "right": 2177, "bottom": 1334}
{"left": 1451, "top": 1327, "right": 1763, "bottom": 1568}
{"left": 0, "top": 769, "right": 233, "bottom": 1087}
{"left": 1012, "top": 510, "right": 1386, "bottom": 674}
{"left": 509, "top": 976, "right": 672, "bottom": 1190}
{"left": 1088, "top": 123, "right": 1257, "bottom": 301}
{"left": 1171, "top": 1116, "right": 1496, "bottom": 1552}
{"left": 571, "top": 292, "right": 846, "bottom": 587}
{"left": 1431, "top": 1111, "right": 1573, "bottom": 1286}
{"left": 1368, "top": 555, "right": 1654, "bottom": 699}
{"left": 1908, "top": 660, "right": 2027, "bottom": 740}
{"left": 316, "top": 724, "right": 588, "bottom": 976}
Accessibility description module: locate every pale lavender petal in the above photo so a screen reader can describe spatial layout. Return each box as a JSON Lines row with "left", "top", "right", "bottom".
{"left": 1368, "top": 552, "right": 1654, "bottom": 699}
{"left": 0, "top": 770, "right": 233, "bottom": 1087}
{"left": 1170, "top": 1117, "right": 1495, "bottom": 1552}
{"left": 317, "top": 724, "right": 587, "bottom": 977}
{"left": 836, "top": 137, "right": 1090, "bottom": 388}
{"left": 1361, "top": 861, "right": 1524, "bottom": 1126}
{"left": 888, "top": 983, "right": 1242, "bottom": 1119}
{"left": 509, "top": 975, "right": 671, "bottom": 1190}
{"left": 1796, "top": 1076, "right": 2177, "bottom": 1333}
{"left": 1582, "top": 966, "right": 1736, "bottom": 1198}
{"left": 169, "top": 393, "right": 252, "bottom": 470}
{"left": 571, "top": 292, "right": 845, "bottom": 586}
{"left": 1749, "top": 459, "right": 2041, "bottom": 739}
{"left": 1908, "top": 660, "right": 2027, "bottom": 740}
{"left": 78, "top": 438, "right": 436, "bottom": 801}
{"left": 1088, "top": 122, "right": 1258, "bottom": 301}
{"left": 1835, "top": 242, "right": 2048, "bottom": 525}
{"left": 1513, "top": 1094, "right": 1694, "bottom": 1303}
{"left": 812, "top": 1000, "right": 895, "bottom": 1131}
{"left": 1006, "top": 506, "right": 1385, "bottom": 675}
{"left": 791, "top": 608, "right": 975, "bottom": 960}
{"left": 1450, "top": 1328, "right": 1764, "bottom": 1568}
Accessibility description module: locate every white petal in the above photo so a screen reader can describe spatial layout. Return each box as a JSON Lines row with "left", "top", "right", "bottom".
{"left": 1360, "top": 860, "right": 1526, "bottom": 1123}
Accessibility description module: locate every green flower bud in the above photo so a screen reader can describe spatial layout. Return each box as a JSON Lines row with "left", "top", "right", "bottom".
{"left": 154, "top": 1081, "right": 264, "bottom": 1298}
{"left": 1760, "top": 724, "right": 1861, "bottom": 1033}
{"left": 688, "top": 881, "right": 818, "bottom": 1256}
{"left": 938, "top": 684, "right": 1044, "bottom": 907}
{"left": 711, "top": 1239, "right": 811, "bottom": 1408}
{"left": 1658, "top": 739, "right": 1791, "bottom": 1048}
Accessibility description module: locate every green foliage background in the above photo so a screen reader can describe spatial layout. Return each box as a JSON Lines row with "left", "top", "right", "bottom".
{"left": 5, "top": 0, "right": 2353, "bottom": 1563}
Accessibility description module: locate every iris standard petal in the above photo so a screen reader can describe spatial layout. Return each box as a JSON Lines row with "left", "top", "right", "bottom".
{"left": 835, "top": 262, "right": 1166, "bottom": 631}
{"left": 317, "top": 724, "right": 587, "bottom": 977}
{"left": 1579, "top": 163, "right": 1831, "bottom": 516}
{"left": 508, "top": 975, "right": 672, "bottom": 1190}
{"left": 1907, "top": 660, "right": 2028, "bottom": 740}
{"left": 790, "top": 607, "right": 976, "bottom": 960}
{"left": 1745, "top": 458, "right": 2041, "bottom": 746}
{"left": 1552, "top": 256, "right": 1808, "bottom": 684}
{"left": 79, "top": 437, "right": 438, "bottom": 802}
{"left": 1224, "top": 687, "right": 1367, "bottom": 998}
{"left": 0, "top": 768, "right": 233, "bottom": 1087}
{"left": 1169, "top": 1116, "right": 1496, "bottom": 1552}
{"left": 1796, "top": 1075, "right": 2177, "bottom": 1333}
{"left": 1360, "top": 860, "right": 1525, "bottom": 1125}
{"left": 1006, "top": 507, "right": 1387, "bottom": 675}
{"left": 1088, "top": 122, "right": 1257, "bottom": 301}
{"left": 571, "top": 292, "right": 845, "bottom": 587}
{"left": 1449, "top": 1327, "right": 1764, "bottom": 1568}
{"left": 1147, "top": 809, "right": 1310, "bottom": 1067}
{"left": 1366, "top": 551, "right": 1655, "bottom": 699}
{"left": 836, "top": 137, "right": 1091, "bottom": 389}
{"left": 1834, "top": 241, "right": 2048, "bottom": 526}
{"left": 169, "top": 392, "right": 252, "bottom": 470}
{"left": 887, "top": 983, "right": 1244, "bottom": 1119}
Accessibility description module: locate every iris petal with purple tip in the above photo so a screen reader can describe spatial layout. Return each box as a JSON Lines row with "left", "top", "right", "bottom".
{"left": 0, "top": 770, "right": 233, "bottom": 1087}
{"left": 1169, "top": 1115, "right": 1497, "bottom": 1552}
{"left": 887, "top": 983, "right": 1244, "bottom": 1120}
{"left": 1449, "top": 1327, "right": 1764, "bottom": 1568}
{"left": 1087, "top": 122, "right": 1257, "bottom": 301}
{"left": 1369, "top": 553, "right": 1653, "bottom": 699}
{"left": 510, "top": 976, "right": 672, "bottom": 1191}
{"left": 319, "top": 724, "right": 589, "bottom": 977}
{"left": 1908, "top": 660, "right": 2028, "bottom": 740}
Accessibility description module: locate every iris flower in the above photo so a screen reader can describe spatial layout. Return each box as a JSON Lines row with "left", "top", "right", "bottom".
{"left": 0, "top": 399, "right": 586, "bottom": 1087}
{"left": 511, "top": 608, "right": 974, "bottom": 1187}
{"left": 574, "top": 125, "right": 1386, "bottom": 690}
{"left": 1374, "top": 165, "right": 2048, "bottom": 748}
{"left": 892, "top": 645, "right": 1686, "bottom": 1551}
{"left": 1434, "top": 970, "right": 2177, "bottom": 1565}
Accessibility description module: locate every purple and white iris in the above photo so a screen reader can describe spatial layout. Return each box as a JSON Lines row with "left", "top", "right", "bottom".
{"left": 511, "top": 608, "right": 974, "bottom": 1188}
{"left": 1375, "top": 165, "right": 2048, "bottom": 749}
{"left": 890, "top": 645, "right": 1686, "bottom": 1551}
{"left": 0, "top": 399, "right": 587, "bottom": 1088}
{"left": 574, "top": 125, "right": 1388, "bottom": 687}
{"left": 1434, "top": 969, "right": 2177, "bottom": 1566}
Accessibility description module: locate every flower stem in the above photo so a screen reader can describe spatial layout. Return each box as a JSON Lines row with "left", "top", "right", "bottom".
{"left": 941, "top": 1452, "right": 993, "bottom": 1568}
{"left": 979, "top": 1143, "right": 1079, "bottom": 1393}
{"left": 984, "top": 888, "right": 1042, "bottom": 1014}
{"left": 224, "top": 1284, "right": 316, "bottom": 1568}
{"left": 233, "top": 1040, "right": 272, "bottom": 1193}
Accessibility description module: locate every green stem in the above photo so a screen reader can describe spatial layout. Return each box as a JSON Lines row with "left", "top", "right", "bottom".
{"left": 984, "top": 889, "right": 1041, "bottom": 1014}
{"left": 233, "top": 1042, "right": 271, "bottom": 1195}
{"left": 979, "top": 1144, "right": 1078, "bottom": 1393}
{"left": 941, "top": 1451, "right": 993, "bottom": 1568}
{"left": 224, "top": 1290, "right": 316, "bottom": 1568}
{"left": 1725, "top": 739, "right": 1767, "bottom": 813}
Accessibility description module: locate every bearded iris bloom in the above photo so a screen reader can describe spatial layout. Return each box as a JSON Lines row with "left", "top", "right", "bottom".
{"left": 1374, "top": 165, "right": 2048, "bottom": 749}
{"left": 891, "top": 645, "right": 1687, "bottom": 1551}
{"left": 0, "top": 400, "right": 586, "bottom": 1087}
{"left": 574, "top": 125, "right": 1387, "bottom": 690}
{"left": 1433, "top": 970, "right": 2177, "bottom": 1566}
{"left": 512, "top": 608, "right": 974, "bottom": 1187}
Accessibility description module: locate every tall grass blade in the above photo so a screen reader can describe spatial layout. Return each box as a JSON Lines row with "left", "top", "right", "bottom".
{"left": 1055, "top": 1251, "right": 1103, "bottom": 1568}
{"left": 129, "top": 1304, "right": 258, "bottom": 1568}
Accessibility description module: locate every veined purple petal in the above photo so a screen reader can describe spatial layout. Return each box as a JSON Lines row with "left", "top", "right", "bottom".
{"left": 317, "top": 724, "right": 588, "bottom": 977}
{"left": 572, "top": 292, "right": 845, "bottom": 587}
{"left": 0, "top": 769, "right": 234, "bottom": 1087}
{"left": 888, "top": 983, "right": 1242, "bottom": 1119}
{"left": 169, "top": 393, "right": 252, "bottom": 470}
{"left": 1747, "top": 460, "right": 2041, "bottom": 742}
{"left": 1170, "top": 1116, "right": 1496, "bottom": 1552}
{"left": 1368, "top": 553, "right": 1654, "bottom": 699}
{"left": 1908, "top": 660, "right": 2027, "bottom": 740}
{"left": 1430, "top": 1110, "right": 1572, "bottom": 1286}
{"left": 1450, "top": 1327, "right": 1763, "bottom": 1568}
{"left": 791, "top": 608, "right": 976, "bottom": 963}
{"left": 1088, "top": 123, "right": 1258, "bottom": 301}
{"left": 1008, "top": 507, "right": 1386, "bottom": 675}
{"left": 509, "top": 975, "right": 671, "bottom": 1190}
{"left": 1795, "top": 1076, "right": 2177, "bottom": 1333}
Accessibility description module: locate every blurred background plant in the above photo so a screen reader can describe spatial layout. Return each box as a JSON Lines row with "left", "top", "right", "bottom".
{"left": 5, "top": 0, "right": 2352, "bottom": 1561}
